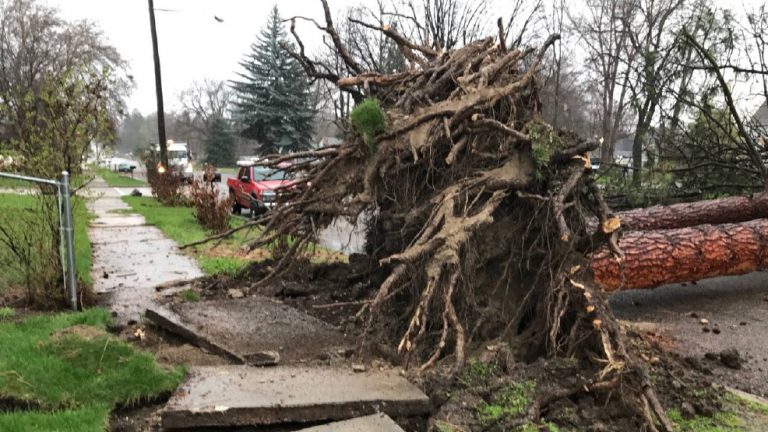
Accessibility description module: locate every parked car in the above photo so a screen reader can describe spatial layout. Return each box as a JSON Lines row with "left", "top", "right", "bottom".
{"left": 227, "top": 160, "right": 288, "bottom": 218}
{"left": 117, "top": 163, "right": 136, "bottom": 173}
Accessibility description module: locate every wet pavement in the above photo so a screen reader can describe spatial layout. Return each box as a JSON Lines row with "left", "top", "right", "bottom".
{"left": 146, "top": 296, "right": 350, "bottom": 365}
{"left": 88, "top": 178, "right": 202, "bottom": 324}
{"left": 611, "top": 271, "right": 768, "bottom": 397}
{"left": 162, "top": 365, "right": 430, "bottom": 429}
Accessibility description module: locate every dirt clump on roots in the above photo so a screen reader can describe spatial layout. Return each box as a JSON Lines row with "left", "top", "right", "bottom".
{"left": 185, "top": 5, "right": 728, "bottom": 429}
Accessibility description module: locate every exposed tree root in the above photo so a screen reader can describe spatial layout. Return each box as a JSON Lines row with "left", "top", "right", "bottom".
{"left": 190, "top": 5, "right": 675, "bottom": 429}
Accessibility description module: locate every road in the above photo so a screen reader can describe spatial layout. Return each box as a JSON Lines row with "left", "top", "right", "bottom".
{"left": 611, "top": 272, "right": 768, "bottom": 397}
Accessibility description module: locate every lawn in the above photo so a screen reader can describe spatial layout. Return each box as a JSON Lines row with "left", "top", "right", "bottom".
{"left": 0, "top": 309, "right": 184, "bottom": 431}
{"left": 95, "top": 167, "right": 146, "bottom": 187}
{"left": 0, "top": 194, "right": 92, "bottom": 290}
{"left": 121, "top": 196, "right": 254, "bottom": 276}
{"left": 121, "top": 196, "right": 253, "bottom": 245}
{"left": 216, "top": 167, "right": 239, "bottom": 175}
{"left": 0, "top": 405, "right": 108, "bottom": 432}
{"left": 0, "top": 176, "right": 30, "bottom": 188}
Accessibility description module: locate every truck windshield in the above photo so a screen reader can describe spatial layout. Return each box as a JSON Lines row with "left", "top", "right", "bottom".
{"left": 169, "top": 150, "right": 188, "bottom": 160}
{"left": 252, "top": 168, "right": 285, "bottom": 181}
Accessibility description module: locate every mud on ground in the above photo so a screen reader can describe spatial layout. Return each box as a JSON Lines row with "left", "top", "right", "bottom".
{"left": 115, "top": 258, "right": 768, "bottom": 431}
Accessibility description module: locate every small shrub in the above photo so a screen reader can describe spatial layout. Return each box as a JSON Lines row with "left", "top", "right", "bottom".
{"left": 350, "top": 98, "right": 386, "bottom": 149}
{"left": 0, "top": 307, "right": 15, "bottom": 318}
{"left": 526, "top": 121, "right": 565, "bottom": 180}
{"left": 189, "top": 179, "right": 232, "bottom": 233}
{"left": 147, "top": 169, "right": 188, "bottom": 206}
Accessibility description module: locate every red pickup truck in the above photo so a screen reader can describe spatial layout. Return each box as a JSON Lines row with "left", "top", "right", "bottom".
{"left": 227, "top": 163, "right": 287, "bottom": 217}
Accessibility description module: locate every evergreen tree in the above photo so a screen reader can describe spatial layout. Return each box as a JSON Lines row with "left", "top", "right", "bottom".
{"left": 231, "top": 6, "right": 314, "bottom": 154}
{"left": 204, "top": 115, "right": 236, "bottom": 167}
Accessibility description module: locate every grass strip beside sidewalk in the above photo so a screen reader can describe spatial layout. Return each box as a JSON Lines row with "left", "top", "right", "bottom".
{"left": 122, "top": 196, "right": 253, "bottom": 276}
{"left": 0, "top": 309, "right": 184, "bottom": 431}
{"left": 0, "top": 405, "right": 109, "bottom": 432}
{"left": 95, "top": 168, "right": 146, "bottom": 187}
{"left": 121, "top": 196, "right": 348, "bottom": 278}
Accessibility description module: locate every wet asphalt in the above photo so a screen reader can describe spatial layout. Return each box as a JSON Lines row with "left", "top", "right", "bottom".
{"left": 611, "top": 271, "right": 768, "bottom": 397}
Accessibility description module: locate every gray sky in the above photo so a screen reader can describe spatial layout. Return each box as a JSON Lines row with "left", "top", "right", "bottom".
{"left": 43, "top": 0, "right": 767, "bottom": 115}
{"left": 45, "top": 0, "right": 364, "bottom": 114}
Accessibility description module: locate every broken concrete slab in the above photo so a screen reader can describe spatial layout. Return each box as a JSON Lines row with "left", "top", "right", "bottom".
{"left": 162, "top": 366, "right": 430, "bottom": 429}
{"left": 146, "top": 297, "right": 349, "bottom": 364}
{"left": 144, "top": 307, "right": 258, "bottom": 365}
{"left": 296, "top": 414, "right": 405, "bottom": 431}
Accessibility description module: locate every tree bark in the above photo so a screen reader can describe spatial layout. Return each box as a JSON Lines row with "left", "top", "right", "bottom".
{"left": 615, "top": 192, "right": 768, "bottom": 231}
{"left": 592, "top": 218, "right": 768, "bottom": 291}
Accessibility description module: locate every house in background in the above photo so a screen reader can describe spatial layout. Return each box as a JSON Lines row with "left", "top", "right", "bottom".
{"left": 752, "top": 100, "right": 768, "bottom": 125}
{"left": 750, "top": 101, "right": 768, "bottom": 135}
{"left": 613, "top": 134, "right": 634, "bottom": 166}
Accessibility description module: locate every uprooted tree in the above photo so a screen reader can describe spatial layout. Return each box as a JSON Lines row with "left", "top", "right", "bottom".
{"left": 193, "top": 1, "right": 679, "bottom": 429}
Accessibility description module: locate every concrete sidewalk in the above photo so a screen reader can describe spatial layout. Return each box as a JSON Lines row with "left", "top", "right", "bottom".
{"left": 88, "top": 177, "right": 201, "bottom": 324}
{"left": 162, "top": 366, "right": 430, "bottom": 429}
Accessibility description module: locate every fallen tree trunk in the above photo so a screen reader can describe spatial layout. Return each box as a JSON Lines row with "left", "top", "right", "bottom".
{"left": 614, "top": 191, "right": 768, "bottom": 231}
{"left": 592, "top": 218, "right": 768, "bottom": 291}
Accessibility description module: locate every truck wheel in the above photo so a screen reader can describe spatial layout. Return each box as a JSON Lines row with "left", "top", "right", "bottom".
{"left": 249, "top": 196, "right": 258, "bottom": 219}
{"left": 230, "top": 189, "right": 242, "bottom": 214}
{"left": 249, "top": 195, "right": 265, "bottom": 220}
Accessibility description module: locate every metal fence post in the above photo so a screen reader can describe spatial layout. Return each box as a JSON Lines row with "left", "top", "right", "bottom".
{"left": 60, "top": 171, "right": 78, "bottom": 311}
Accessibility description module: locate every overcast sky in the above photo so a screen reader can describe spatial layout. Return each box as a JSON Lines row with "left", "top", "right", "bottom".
{"left": 44, "top": 0, "right": 371, "bottom": 114}
{"left": 43, "top": 0, "right": 767, "bottom": 115}
{"left": 42, "top": 0, "right": 442, "bottom": 115}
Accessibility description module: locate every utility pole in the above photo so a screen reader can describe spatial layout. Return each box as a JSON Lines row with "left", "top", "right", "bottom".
{"left": 148, "top": 0, "right": 168, "bottom": 168}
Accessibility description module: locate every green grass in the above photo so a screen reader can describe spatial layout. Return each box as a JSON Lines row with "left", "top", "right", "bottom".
{"left": 729, "top": 392, "right": 768, "bottom": 417}
{"left": 0, "top": 405, "right": 109, "bottom": 432}
{"left": 664, "top": 392, "right": 768, "bottom": 432}
{"left": 0, "top": 309, "right": 184, "bottom": 430}
{"left": 122, "top": 196, "right": 259, "bottom": 277}
{"left": 0, "top": 194, "right": 92, "bottom": 289}
{"left": 668, "top": 409, "right": 744, "bottom": 432}
{"left": 0, "top": 176, "right": 31, "bottom": 189}
{"left": 0, "top": 306, "right": 15, "bottom": 318}
{"left": 179, "top": 289, "right": 201, "bottom": 302}
{"left": 217, "top": 167, "right": 239, "bottom": 175}
{"left": 122, "top": 196, "right": 344, "bottom": 276}
{"left": 477, "top": 380, "right": 536, "bottom": 425}
{"left": 74, "top": 199, "right": 93, "bottom": 287}
{"left": 122, "top": 196, "right": 229, "bottom": 245}
{"left": 0, "top": 309, "right": 184, "bottom": 407}
{"left": 459, "top": 359, "right": 498, "bottom": 388}
{"left": 199, "top": 257, "right": 251, "bottom": 277}
{"left": 95, "top": 168, "right": 146, "bottom": 187}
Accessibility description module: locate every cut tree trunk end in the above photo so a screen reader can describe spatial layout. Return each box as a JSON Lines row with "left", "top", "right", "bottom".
{"left": 592, "top": 218, "right": 768, "bottom": 291}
